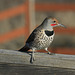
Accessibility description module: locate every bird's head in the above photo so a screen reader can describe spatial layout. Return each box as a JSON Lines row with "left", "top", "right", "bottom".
{"left": 42, "top": 16, "right": 66, "bottom": 30}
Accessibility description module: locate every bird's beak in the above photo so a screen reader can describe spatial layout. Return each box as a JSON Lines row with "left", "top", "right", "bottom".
{"left": 57, "top": 24, "right": 66, "bottom": 28}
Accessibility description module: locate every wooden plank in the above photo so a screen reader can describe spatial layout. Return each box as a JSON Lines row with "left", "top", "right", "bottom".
{"left": 0, "top": 26, "right": 29, "bottom": 43}
{"left": 0, "top": 63, "right": 75, "bottom": 75}
{"left": 54, "top": 27, "right": 75, "bottom": 35}
{"left": 0, "top": 3, "right": 27, "bottom": 20}
{"left": 0, "top": 3, "right": 75, "bottom": 21}
{"left": 35, "top": 3, "right": 75, "bottom": 11}
{"left": 37, "top": 48, "right": 75, "bottom": 55}
{"left": 0, "top": 49, "right": 75, "bottom": 69}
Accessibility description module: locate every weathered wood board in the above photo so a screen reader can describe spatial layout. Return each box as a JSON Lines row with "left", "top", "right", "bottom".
{"left": 0, "top": 63, "right": 75, "bottom": 75}
{"left": 0, "top": 49, "right": 75, "bottom": 69}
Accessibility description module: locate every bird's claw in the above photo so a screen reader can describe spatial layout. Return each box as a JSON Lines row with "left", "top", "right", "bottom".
{"left": 30, "top": 56, "right": 35, "bottom": 64}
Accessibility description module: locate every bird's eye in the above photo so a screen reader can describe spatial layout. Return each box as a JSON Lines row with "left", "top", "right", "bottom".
{"left": 53, "top": 21, "right": 56, "bottom": 23}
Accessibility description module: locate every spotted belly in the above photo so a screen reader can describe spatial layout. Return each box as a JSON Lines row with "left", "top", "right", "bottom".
{"left": 31, "top": 32, "right": 54, "bottom": 50}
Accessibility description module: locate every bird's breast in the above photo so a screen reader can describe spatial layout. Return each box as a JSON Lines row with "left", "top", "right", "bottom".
{"left": 31, "top": 29, "right": 55, "bottom": 50}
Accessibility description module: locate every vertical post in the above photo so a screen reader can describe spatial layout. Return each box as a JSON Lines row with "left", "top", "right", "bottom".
{"left": 25, "top": 0, "right": 30, "bottom": 37}
{"left": 29, "top": 0, "right": 36, "bottom": 33}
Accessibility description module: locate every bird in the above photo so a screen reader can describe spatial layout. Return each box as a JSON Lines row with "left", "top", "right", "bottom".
{"left": 19, "top": 16, "right": 66, "bottom": 63}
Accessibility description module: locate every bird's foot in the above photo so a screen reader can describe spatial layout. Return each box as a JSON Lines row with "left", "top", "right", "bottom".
{"left": 30, "top": 60, "right": 33, "bottom": 64}
{"left": 30, "top": 57, "right": 33, "bottom": 64}
{"left": 33, "top": 57, "right": 35, "bottom": 61}
{"left": 30, "top": 58, "right": 35, "bottom": 64}
{"left": 30, "top": 56, "right": 35, "bottom": 64}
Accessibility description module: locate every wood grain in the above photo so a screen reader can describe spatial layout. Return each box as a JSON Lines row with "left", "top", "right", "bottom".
{"left": 0, "top": 49, "right": 75, "bottom": 69}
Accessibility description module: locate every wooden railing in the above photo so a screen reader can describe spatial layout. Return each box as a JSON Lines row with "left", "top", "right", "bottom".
{"left": 0, "top": 0, "right": 75, "bottom": 54}
{"left": 35, "top": 3, "right": 75, "bottom": 11}
{"left": 0, "top": 49, "right": 75, "bottom": 69}
{"left": 0, "top": 1, "right": 30, "bottom": 43}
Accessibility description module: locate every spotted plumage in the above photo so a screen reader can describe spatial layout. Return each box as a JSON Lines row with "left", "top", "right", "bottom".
{"left": 19, "top": 16, "right": 66, "bottom": 63}
{"left": 27, "top": 29, "right": 54, "bottom": 50}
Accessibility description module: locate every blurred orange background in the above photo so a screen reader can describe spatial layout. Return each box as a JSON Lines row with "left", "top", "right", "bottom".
{"left": 0, "top": 0, "right": 75, "bottom": 55}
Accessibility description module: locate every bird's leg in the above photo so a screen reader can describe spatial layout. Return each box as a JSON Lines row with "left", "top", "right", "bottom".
{"left": 45, "top": 48, "right": 55, "bottom": 55}
{"left": 32, "top": 49, "right": 35, "bottom": 61}
{"left": 45, "top": 48, "right": 51, "bottom": 54}
{"left": 30, "top": 49, "right": 35, "bottom": 63}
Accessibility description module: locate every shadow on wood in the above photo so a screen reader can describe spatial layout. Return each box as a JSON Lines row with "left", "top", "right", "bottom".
{"left": 0, "top": 63, "right": 75, "bottom": 75}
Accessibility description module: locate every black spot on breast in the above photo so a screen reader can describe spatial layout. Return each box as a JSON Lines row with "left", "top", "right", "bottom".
{"left": 45, "top": 30, "right": 54, "bottom": 36}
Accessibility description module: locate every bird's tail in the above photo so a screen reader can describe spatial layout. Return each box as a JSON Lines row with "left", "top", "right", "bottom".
{"left": 19, "top": 46, "right": 30, "bottom": 52}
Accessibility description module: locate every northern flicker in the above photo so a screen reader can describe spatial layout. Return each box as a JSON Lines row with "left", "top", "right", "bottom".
{"left": 19, "top": 16, "right": 66, "bottom": 63}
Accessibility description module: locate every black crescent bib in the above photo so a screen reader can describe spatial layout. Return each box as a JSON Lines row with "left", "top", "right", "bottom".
{"left": 45, "top": 30, "right": 54, "bottom": 36}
